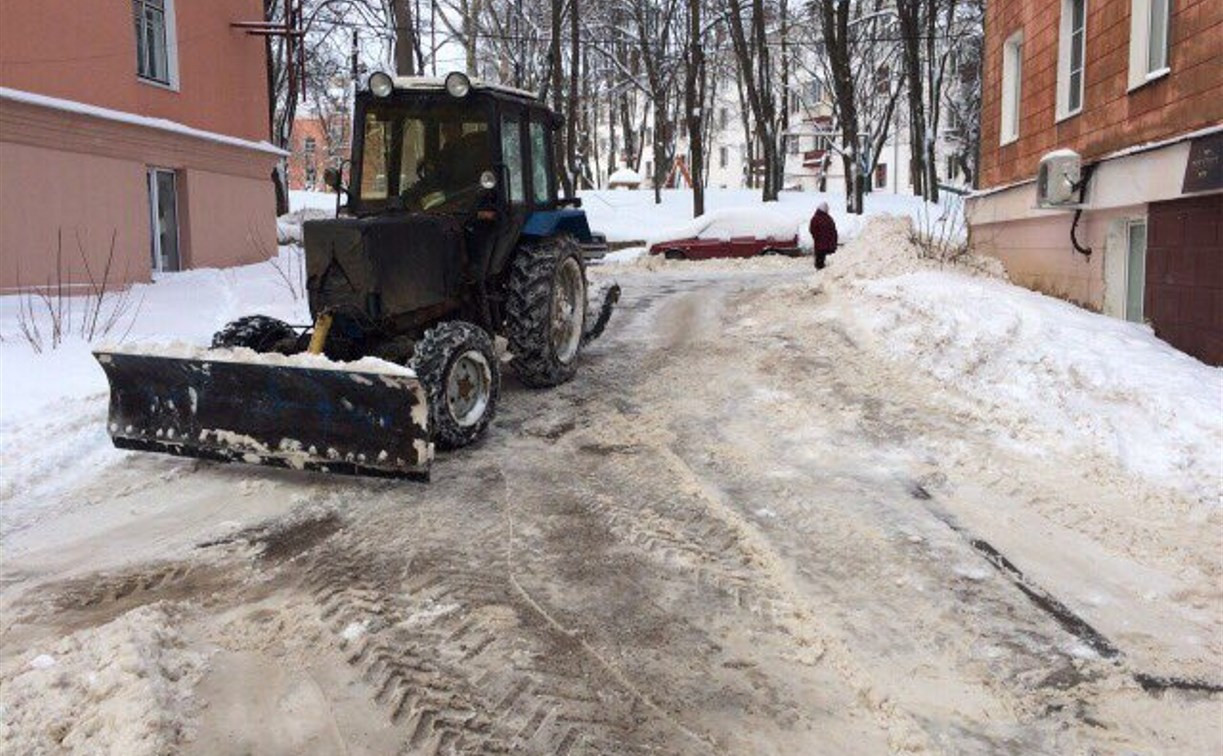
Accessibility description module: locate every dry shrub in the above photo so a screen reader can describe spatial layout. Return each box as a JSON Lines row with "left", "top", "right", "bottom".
{"left": 15, "top": 229, "right": 144, "bottom": 353}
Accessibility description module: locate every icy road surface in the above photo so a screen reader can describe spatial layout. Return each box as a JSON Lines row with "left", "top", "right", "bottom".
{"left": 2, "top": 264, "right": 1220, "bottom": 754}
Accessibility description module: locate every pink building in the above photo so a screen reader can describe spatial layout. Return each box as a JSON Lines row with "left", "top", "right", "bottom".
{"left": 0, "top": 0, "right": 282, "bottom": 291}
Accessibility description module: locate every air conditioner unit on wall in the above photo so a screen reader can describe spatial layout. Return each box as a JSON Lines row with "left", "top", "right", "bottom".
{"left": 1037, "top": 149, "right": 1082, "bottom": 207}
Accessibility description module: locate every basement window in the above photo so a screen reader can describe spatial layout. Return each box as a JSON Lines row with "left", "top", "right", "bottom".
{"left": 1000, "top": 31, "right": 1024, "bottom": 145}
{"left": 1128, "top": 0, "right": 1171, "bottom": 89}
{"left": 1057, "top": 0, "right": 1087, "bottom": 120}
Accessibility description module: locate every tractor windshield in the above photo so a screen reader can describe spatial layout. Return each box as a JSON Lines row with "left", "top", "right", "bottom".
{"left": 356, "top": 99, "right": 492, "bottom": 214}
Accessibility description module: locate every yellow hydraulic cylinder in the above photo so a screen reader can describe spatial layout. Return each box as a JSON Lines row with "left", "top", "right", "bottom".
{"left": 307, "top": 312, "right": 334, "bottom": 355}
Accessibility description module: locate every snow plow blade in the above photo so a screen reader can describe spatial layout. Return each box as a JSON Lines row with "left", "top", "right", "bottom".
{"left": 93, "top": 349, "right": 433, "bottom": 479}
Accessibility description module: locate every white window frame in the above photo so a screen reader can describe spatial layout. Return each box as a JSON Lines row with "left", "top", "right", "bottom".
{"left": 134, "top": 0, "right": 180, "bottom": 91}
{"left": 1124, "top": 218, "right": 1148, "bottom": 322}
{"left": 1057, "top": 0, "right": 1087, "bottom": 121}
{"left": 147, "top": 168, "right": 181, "bottom": 273}
{"left": 1000, "top": 31, "right": 1024, "bottom": 145}
{"left": 1128, "top": 0, "right": 1171, "bottom": 90}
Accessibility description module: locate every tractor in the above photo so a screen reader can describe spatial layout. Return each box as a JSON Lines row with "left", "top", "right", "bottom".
{"left": 94, "top": 71, "right": 619, "bottom": 480}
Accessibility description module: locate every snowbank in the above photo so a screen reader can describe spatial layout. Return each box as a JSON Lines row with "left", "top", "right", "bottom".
{"left": 607, "top": 167, "right": 643, "bottom": 185}
{"left": 288, "top": 190, "right": 339, "bottom": 212}
{"left": 579, "top": 187, "right": 956, "bottom": 247}
{"left": 645, "top": 207, "right": 799, "bottom": 248}
{"left": 0, "top": 603, "right": 206, "bottom": 754}
{"left": 852, "top": 271, "right": 1222, "bottom": 505}
{"left": 277, "top": 206, "right": 331, "bottom": 244}
{"left": 826, "top": 217, "right": 1222, "bottom": 506}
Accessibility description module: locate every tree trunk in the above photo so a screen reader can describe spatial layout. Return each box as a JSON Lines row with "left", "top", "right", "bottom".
{"left": 727, "top": 0, "right": 779, "bottom": 201}
{"left": 685, "top": 0, "right": 705, "bottom": 217}
{"left": 549, "top": 0, "right": 573, "bottom": 198}
{"left": 392, "top": 0, "right": 417, "bottom": 76}
{"left": 564, "top": 0, "right": 579, "bottom": 196}
{"left": 896, "top": 0, "right": 926, "bottom": 198}
{"left": 820, "top": 0, "right": 863, "bottom": 213}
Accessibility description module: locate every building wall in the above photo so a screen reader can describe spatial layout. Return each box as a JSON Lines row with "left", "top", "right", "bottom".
{"left": 980, "top": 0, "right": 1223, "bottom": 188}
{"left": 0, "top": 97, "right": 278, "bottom": 290}
{"left": 287, "top": 117, "right": 349, "bottom": 191}
{"left": 0, "top": 0, "right": 270, "bottom": 143}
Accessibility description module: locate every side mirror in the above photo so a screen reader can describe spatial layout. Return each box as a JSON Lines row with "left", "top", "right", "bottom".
{"left": 323, "top": 166, "right": 343, "bottom": 191}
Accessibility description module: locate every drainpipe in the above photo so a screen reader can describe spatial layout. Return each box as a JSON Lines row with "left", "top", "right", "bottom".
{"left": 1070, "top": 163, "right": 1098, "bottom": 257}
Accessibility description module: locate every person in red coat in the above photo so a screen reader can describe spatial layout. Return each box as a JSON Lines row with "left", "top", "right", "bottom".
{"left": 809, "top": 200, "right": 838, "bottom": 270}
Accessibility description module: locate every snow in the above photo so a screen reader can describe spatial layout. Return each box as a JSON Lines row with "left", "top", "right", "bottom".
{"left": 851, "top": 269, "right": 1222, "bottom": 505}
{"left": 0, "top": 604, "right": 205, "bottom": 755}
{"left": 814, "top": 215, "right": 1220, "bottom": 507}
{"left": 289, "top": 190, "right": 340, "bottom": 212}
{"left": 644, "top": 206, "right": 799, "bottom": 248}
{"left": 0, "top": 245, "right": 311, "bottom": 532}
{"left": 99, "top": 343, "right": 415, "bottom": 379}
{"left": 607, "top": 167, "right": 643, "bottom": 185}
{"left": 0, "top": 87, "right": 288, "bottom": 157}
{"left": 578, "top": 188, "right": 956, "bottom": 248}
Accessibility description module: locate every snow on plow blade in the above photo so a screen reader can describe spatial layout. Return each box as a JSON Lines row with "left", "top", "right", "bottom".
{"left": 93, "top": 348, "right": 433, "bottom": 479}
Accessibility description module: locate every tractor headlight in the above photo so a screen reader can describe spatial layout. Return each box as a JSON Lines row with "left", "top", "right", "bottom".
{"left": 479, "top": 170, "right": 497, "bottom": 190}
{"left": 368, "top": 71, "right": 394, "bottom": 98}
{"left": 445, "top": 71, "right": 471, "bottom": 98}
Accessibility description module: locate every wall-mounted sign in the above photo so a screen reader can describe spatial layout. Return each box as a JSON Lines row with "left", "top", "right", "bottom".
{"left": 1183, "top": 132, "right": 1223, "bottom": 194}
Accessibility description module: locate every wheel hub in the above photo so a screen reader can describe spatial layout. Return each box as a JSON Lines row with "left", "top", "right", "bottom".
{"left": 446, "top": 351, "right": 491, "bottom": 427}
{"left": 550, "top": 257, "right": 586, "bottom": 365}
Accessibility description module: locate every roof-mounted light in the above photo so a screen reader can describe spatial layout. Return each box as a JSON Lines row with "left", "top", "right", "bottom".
{"left": 368, "top": 71, "right": 394, "bottom": 98}
{"left": 445, "top": 71, "right": 472, "bottom": 98}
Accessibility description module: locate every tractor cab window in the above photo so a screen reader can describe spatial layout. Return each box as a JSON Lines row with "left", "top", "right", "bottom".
{"left": 529, "top": 120, "right": 552, "bottom": 205}
{"left": 501, "top": 114, "right": 525, "bottom": 205}
{"left": 356, "top": 99, "right": 492, "bottom": 213}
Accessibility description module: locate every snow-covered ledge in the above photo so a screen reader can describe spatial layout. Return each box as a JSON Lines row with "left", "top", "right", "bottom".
{"left": 0, "top": 87, "right": 288, "bottom": 158}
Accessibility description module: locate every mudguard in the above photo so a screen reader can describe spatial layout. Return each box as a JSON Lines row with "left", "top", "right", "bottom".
{"left": 94, "top": 349, "right": 433, "bottom": 479}
{"left": 521, "top": 209, "right": 594, "bottom": 244}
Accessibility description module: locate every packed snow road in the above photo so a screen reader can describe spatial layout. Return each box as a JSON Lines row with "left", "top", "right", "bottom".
{"left": 2, "top": 260, "right": 1220, "bottom": 754}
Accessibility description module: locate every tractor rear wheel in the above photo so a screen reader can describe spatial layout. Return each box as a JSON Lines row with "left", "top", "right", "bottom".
{"left": 506, "top": 236, "right": 587, "bottom": 388}
{"left": 411, "top": 321, "right": 500, "bottom": 449}
{"left": 211, "top": 315, "right": 296, "bottom": 353}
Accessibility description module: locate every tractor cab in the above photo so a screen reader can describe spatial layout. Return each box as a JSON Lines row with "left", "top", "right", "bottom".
{"left": 305, "top": 72, "right": 598, "bottom": 344}
{"left": 338, "top": 72, "right": 568, "bottom": 223}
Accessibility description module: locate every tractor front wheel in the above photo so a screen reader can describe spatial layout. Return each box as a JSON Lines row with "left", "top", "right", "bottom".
{"left": 506, "top": 236, "right": 588, "bottom": 388}
{"left": 411, "top": 321, "right": 500, "bottom": 449}
{"left": 211, "top": 315, "right": 297, "bottom": 353}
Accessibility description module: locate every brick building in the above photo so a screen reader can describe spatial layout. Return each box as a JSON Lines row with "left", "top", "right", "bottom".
{"left": 287, "top": 115, "right": 349, "bottom": 191}
{"left": 966, "top": 0, "right": 1222, "bottom": 364}
{"left": 0, "top": 0, "right": 281, "bottom": 290}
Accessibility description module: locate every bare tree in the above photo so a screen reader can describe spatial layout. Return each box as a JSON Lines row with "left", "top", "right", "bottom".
{"left": 684, "top": 0, "right": 706, "bottom": 215}
{"left": 726, "top": 0, "right": 783, "bottom": 201}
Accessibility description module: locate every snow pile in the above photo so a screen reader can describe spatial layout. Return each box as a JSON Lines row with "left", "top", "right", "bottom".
{"left": 646, "top": 207, "right": 799, "bottom": 248}
{"left": 276, "top": 206, "right": 331, "bottom": 244}
{"left": 847, "top": 267, "right": 1222, "bottom": 505}
{"left": 99, "top": 342, "right": 416, "bottom": 378}
{"left": 0, "top": 604, "right": 206, "bottom": 754}
{"left": 607, "top": 167, "right": 643, "bottom": 186}
{"left": 825, "top": 214, "right": 1002, "bottom": 283}
{"left": 288, "top": 190, "right": 340, "bottom": 212}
